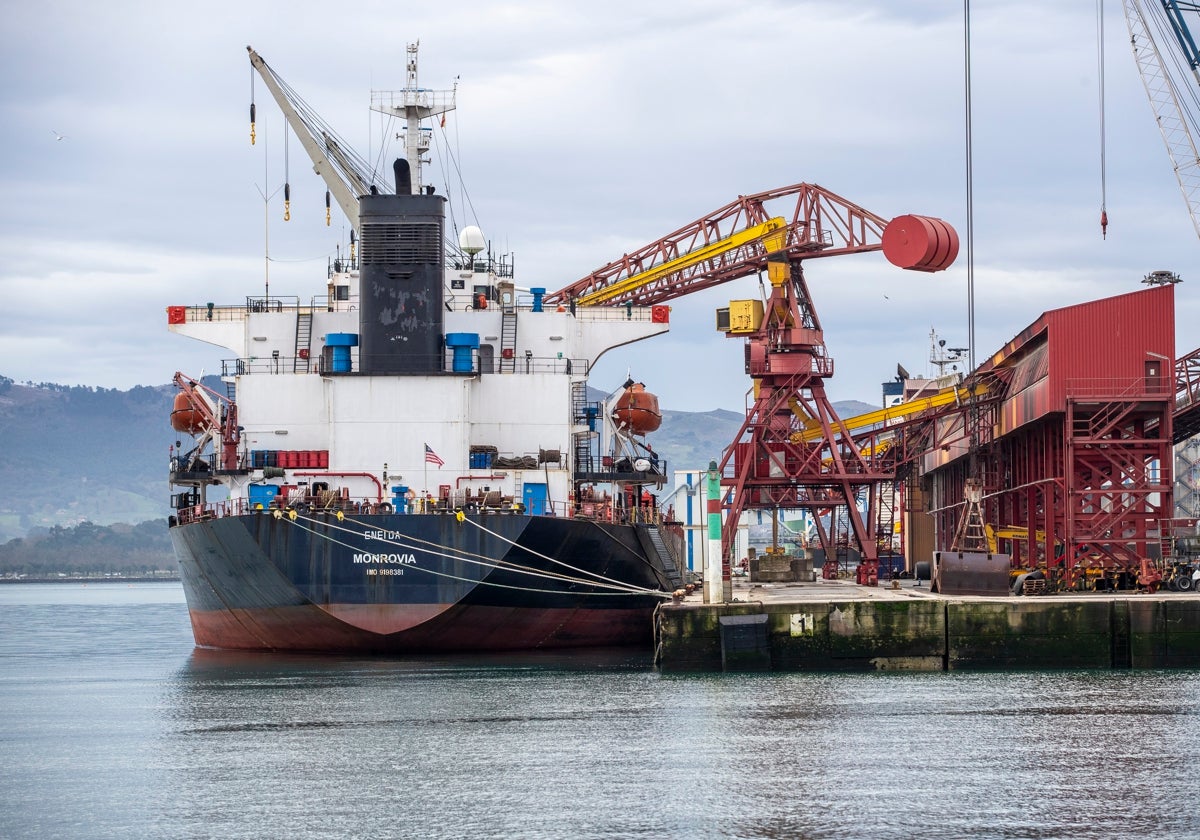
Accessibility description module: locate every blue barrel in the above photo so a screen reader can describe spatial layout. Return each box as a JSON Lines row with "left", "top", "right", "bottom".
{"left": 531, "top": 287, "right": 546, "bottom": 312}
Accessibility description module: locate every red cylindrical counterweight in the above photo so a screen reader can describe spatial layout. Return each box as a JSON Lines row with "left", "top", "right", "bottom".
{"left": 882, "top": 215, "right": 960, "bottom": 272}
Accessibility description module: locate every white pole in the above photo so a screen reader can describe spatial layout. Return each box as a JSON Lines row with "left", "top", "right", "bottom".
{"left": 704, "top": 460, "right": 724, "bottom": 604}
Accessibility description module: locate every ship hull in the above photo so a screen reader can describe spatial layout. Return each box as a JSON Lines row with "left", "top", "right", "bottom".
{"left": 169, "top": 510, "right": 673, "bottom": 653}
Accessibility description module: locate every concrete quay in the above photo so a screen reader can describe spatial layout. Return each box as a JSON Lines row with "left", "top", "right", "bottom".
{"left": 655, "top": 577, "right": 1200, "bottom": 672}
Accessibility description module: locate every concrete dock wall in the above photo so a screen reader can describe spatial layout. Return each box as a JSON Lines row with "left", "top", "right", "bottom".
{"left": 655, "top": 597, "right": 1200, "bottom": 672}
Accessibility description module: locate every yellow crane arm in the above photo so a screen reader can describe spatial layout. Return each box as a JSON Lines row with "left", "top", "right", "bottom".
{"left": 792, "top": 380, "right": 992, "bottom": 443}
{"left": 575, "top": 217, "right": 787, "bottom": 306}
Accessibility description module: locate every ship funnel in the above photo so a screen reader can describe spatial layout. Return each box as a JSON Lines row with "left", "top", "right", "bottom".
{"left": 394, "top": 158, "right": 412, "bottom": 195}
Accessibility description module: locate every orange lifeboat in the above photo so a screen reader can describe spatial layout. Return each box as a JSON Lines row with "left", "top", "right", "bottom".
{"left": 170, "top": 392, "right": 206, "bottom": 435}
{"left": 612, "top": 381, "right": 662, "bottom": 435}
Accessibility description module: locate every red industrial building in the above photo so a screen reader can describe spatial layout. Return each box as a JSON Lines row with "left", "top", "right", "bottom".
{"left": 908, "top": 283, "right": 1179, "bottom": 589}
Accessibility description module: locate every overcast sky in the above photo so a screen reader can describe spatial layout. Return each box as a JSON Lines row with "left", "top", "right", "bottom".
{"left": 1, "top": 1, "right": 1196, "bottom": 411}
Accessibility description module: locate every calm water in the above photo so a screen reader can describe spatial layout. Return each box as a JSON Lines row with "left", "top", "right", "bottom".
{"left": 2, "top": 583, "right": 1199, "bottom": 839}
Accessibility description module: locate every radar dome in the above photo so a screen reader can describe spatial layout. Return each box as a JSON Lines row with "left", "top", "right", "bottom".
{"left": 459, "top": 225, "right": 486, "bottom": 256}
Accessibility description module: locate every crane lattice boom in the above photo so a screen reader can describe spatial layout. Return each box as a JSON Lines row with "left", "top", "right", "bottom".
{"left": 546, "top": 183, "right": 895, "bottom": 307}
{"left": 1124, "top": 1, "right": 1200, "bottom": 239}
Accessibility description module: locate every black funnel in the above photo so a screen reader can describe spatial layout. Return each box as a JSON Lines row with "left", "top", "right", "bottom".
{"left": 394, "top": 158, "right": 411, "bottom": 195}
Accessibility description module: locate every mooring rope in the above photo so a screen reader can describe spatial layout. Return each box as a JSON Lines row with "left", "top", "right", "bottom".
{"left": 457, "top": 512, "right": 671, "bottom": 596}
{"left": 272, "top": 508, "right": 669, "bottom": 599}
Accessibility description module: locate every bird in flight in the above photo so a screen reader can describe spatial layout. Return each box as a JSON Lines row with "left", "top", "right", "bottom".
{"left": 50, "top": 129, "right": 68, "bottom": 141}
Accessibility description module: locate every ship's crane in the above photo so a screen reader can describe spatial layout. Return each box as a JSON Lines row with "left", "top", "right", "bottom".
{"left": 247, "top": 44, "right": 456, "bottom": 232}
{"left": 1123, "top": 1, "right": 1200, "bottom": 239}
{"left": 248, "top": 47, "right": 379, "bottom": 231}
{"left": 549, "top": 185, "right": 959, "bottom": 590}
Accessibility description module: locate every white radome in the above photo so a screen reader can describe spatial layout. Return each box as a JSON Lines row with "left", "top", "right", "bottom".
{"left": 459, "top": 225, "right": 485, "bottom": 256}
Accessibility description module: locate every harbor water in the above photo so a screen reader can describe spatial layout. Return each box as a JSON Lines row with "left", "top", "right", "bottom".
{"left": 2, "top": 582, "right": 1200, "bottom": 839}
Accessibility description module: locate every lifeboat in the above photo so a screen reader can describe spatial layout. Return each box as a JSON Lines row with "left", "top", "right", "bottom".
{"left": 170, "top": 392, "right": 206, "bottom": 435}
{"left": 612, "top": 381, "right": 662, "bottom": 435}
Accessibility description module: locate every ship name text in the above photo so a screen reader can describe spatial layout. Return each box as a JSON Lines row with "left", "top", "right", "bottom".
{"left": 353, "top": 553, "right": 418, "bottom": 564}
{"left": 364, "top": 530, "right": 408, "bottom": 541}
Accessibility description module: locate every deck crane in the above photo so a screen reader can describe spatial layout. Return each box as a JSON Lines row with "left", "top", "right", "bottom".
{"left": 549, "top": 184, "right": 958, "bottom": 592}
{"left": 1123, "top": 1, "right": 1200, "bottom": 239}
{"left": 248, "top": 44, "right": 456, "bottom": 232}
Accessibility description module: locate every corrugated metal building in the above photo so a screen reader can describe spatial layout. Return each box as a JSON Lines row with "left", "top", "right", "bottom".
{"left": 912, "top": 284, "right": 1176, "bottom": 587}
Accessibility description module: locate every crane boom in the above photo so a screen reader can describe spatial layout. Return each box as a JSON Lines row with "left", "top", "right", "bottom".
{"left": 1124, "top": 1, "right": 1200, "bottom": 239}
{"left": 546, "top": 183, "right": 901, "bottom": 307}
{"left": 247, "top": 46, "right": 373, "bottom": 231}
{"left": 574, "top": 218, "right": 787, "bottom": 306}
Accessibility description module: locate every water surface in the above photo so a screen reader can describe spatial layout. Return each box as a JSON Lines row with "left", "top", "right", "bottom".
{"left": 2, "top": 582, "right": 1198, "bottom": 839}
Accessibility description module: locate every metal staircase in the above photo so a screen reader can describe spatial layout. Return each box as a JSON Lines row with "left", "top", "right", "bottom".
{"left": 294, "top": 310, "right": 313, "bottom": 373}
{"left": 499, "top": 310, "right": 517, "bottom": 373}
{"left": 571, "top": 380, "right": 594, "bottom": 475}
{"left": 644, "top": 525, "right": 684, "bottom": 589}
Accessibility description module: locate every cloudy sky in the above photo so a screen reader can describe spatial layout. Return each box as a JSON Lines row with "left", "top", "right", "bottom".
{"left": 1, "top": 1, "right": 1196, "bottom": 411}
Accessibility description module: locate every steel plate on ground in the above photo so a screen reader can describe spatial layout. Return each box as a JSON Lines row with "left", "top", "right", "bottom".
{"left": 932, "top": 551, "right": 1012, "bottom": 596}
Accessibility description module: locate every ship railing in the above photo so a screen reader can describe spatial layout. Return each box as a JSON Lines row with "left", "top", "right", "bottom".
{"left": 175, "top": 493, "right": 607, "bottom": 526}
{"left": 170, "top": 296, "right": 306, "bottom": 325}
{"left": 223, "top": 356, "right": 308, "bottom": 376}
{"left": 311, "top": 293, "right": 359, "bottom": 313}
{"left": 221, "top": 353, "right": 590, "bottom": 377}
{"left": 246, "top": 295, "right": 299, "bottom": 313}
{"left": 567, "top": 499, "right": 667, "bottom": 526}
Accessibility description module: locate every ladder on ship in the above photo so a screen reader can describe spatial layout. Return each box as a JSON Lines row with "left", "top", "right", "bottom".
{"left": 294, "top": 310, "right": 313, "bottom": 373}
{"left": 643, "top": 526, "right": 684, "bottom": 589}
{"left": 499, "top": 309, "right": 517, "bottom": 373}
{"left": 571, "top": 380, "right": 594, "bottom": 475}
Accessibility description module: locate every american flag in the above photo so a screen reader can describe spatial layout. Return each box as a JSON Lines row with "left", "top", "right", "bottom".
{"left": 424, "top": 444, "right": 444, "bottom": 467}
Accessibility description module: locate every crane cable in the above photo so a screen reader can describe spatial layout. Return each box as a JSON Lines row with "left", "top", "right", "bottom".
{"left": 963, "top": 0, "right": 976, "bottom": 373}
{"left": 1099, "top": 0, "right": 1109, "bottom": 239}
{"left": 249, "top": 65, "right": 256, "bottom": 145}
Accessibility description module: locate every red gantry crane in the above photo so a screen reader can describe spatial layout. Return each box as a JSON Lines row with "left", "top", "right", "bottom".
{"left": 550, "top": 184, "right": 958, "bottom": 590}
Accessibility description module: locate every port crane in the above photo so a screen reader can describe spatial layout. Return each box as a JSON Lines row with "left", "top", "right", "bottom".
{"left": 551, "top": 185, "right": 959, "bottom": 590}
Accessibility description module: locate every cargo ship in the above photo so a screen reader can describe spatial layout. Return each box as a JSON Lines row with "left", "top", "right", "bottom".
{"left": 164, "top": 45, "right": 683, "bottom": 653}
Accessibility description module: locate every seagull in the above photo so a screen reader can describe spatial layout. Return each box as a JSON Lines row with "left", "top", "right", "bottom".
{"left": 50, "top": 129, "right": 67, "bottom": 141}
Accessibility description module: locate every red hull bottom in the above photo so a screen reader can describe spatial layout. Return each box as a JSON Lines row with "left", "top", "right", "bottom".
{"left": 188, "top": 601, "right": 655, "bottom": 653}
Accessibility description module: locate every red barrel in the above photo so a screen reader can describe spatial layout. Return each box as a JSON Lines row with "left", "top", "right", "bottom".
{"left": 882, "top": 215, "right": 959, "bottom": 272}
{"left": 317, "top": 450, "right": 329, "bottom": 468}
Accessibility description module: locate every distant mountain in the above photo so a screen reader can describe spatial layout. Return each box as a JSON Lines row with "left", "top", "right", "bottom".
{"left": 650, "top": 400, "right": 879, "bottom": 481}
{"left": 0, "top": 373, "right": 882, "bottom": 543}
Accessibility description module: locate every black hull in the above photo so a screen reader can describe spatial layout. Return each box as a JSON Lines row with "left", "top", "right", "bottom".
{"left": 169, "top": 510, "right": 676, "bottom": 653}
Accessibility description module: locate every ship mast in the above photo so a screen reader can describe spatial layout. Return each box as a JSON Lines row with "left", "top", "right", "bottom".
{"left": 370, "top": 42, "right": 456, "bottom": 194}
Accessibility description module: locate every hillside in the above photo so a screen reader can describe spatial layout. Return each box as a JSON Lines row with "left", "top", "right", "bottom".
{"left": 0, "top": 374, "right": 881, "bottom": 544}
{"left": 0, "top": 375, "right": 179, "bottom": 541}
